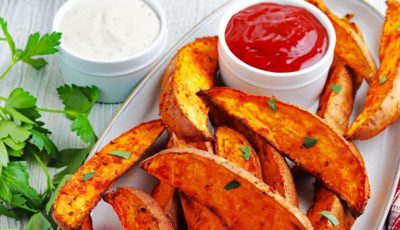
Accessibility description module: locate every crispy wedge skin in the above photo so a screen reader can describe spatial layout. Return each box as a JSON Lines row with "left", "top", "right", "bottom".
{"left": 103, "top": 187, "right": 174, "bottom": 230}
{"left": 141, "top": 148, "right": 313, "bottom": 230}
{"left": 152, "top": 133, "right": 212, "bottom": 228}
{"left": 307, "top": 0, "right": 376, "bottom": 82}
{"left": 53, "top": 120, "right": 165, "bottom": 230}
{"left": 199, "top": 88, "right": 370, "bottom": 215}
{"left": 346, "top": 1, "right": 400, "bottom": 140}
{"left": 307, "top": 186, "right": 354, "bottom": 229}
{"left": 159, "top": 36, "right": 218, "bottom": 142}
{"left": 215, "top": 126, "right": 262, "bottom": 179}
{"left": 379, "top": 0, "right": 400, "bottom": 61}
{"left": 317, "top": 58, "right": 357, "bottom": 135}
{"left": 80, "top": 216, "right": 93, "bottom": 230}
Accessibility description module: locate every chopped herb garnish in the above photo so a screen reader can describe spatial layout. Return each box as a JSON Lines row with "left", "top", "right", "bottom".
{"left": 109, "top": 150, "right": 131, "bottom": 159}
{"left": 318, "top": 211, "right": 339, "bottom": 226}
{"left": 329, "top": 84, "right": 342, "bottom": 93}
{"left": 303, "top": 136, "right": 317, "bottom": 148}
{"left": 267, "top": 98, "right": 277, "bottom": 113}
{"left": 240, "top": 145, "right": 252, "bottom": 160}
{"left": 379, "top": 75, "right": 387, "bottom": 85}
{"left": 82, "top": 171, "right": 95, "bottom": 181}
{"left": 224, "top": 180, "right": 241, "bottom": 190}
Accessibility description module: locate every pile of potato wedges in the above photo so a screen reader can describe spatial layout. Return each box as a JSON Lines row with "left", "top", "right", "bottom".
{"left": 51, "top": 0, "right": 400, "bottom": 229}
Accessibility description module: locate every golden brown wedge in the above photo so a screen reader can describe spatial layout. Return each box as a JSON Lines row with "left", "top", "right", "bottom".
{"left": 52, "top": 120, "right": 165, "bottom": 230}
{"left": 103, "top": 187, "right": 174, "bottom": 230}
{"left": 379, "top": 0, "right": 400, "bottom": 61}
{"left": 215, "top": 126, "right": 262, "bottom": 178}
{"left": 152, "top": 133, "right": 212, "bottom": 229}
{"left": 141, "top": 148, "right": 313, "bottom": 230}
{"left": 307, "top": 186, "right": 355, "bottom": 230}
{"left": 159, "top": 36, "right": 218, "bottom": 142}
{"left": 307, "top": 0, "right": 376, "bottom": 82}
{"left": 199, "top": 88, "right": 370, "bottom": 215}
{"left": 317, "top": 58, "right": 357, "bottom": 135}
{"left": 80, "top": 216, "right": 93, "bottom": 230}
{"left": 346, "top": 0, "right": 400, "bottom": 140}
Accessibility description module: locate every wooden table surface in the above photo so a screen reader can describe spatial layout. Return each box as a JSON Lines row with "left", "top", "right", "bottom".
{"left": 0, "top": 0, "right": 386, "bottom": 228}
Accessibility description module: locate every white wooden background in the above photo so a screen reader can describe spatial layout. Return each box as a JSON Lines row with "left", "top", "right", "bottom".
{"left": 0, "top": 0, "right": 386, "bottom": 229}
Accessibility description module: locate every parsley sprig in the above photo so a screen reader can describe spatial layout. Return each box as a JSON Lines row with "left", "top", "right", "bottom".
{"left": 0, "top": 17, "right": 100, "bottom": 228}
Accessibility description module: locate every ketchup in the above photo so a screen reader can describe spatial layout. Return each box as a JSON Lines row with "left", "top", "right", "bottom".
{"left": 225, "top": 3, "right": 328, "bottom": 73}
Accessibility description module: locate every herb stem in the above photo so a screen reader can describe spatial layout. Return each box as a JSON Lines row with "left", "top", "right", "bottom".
{"left": 0, "top": 60, "right": 17, "bottom": 81}
{"left": 36, "top": 107, "right": 66, "bottom": 114}
{"left": 0, "top": 95, "right": 6, "bottom": 101}
{"left": 0, "top": 37, "right": 5, "bottom": 41}
{"left": 31, "top": 151, "right": 54, "bottom": 191}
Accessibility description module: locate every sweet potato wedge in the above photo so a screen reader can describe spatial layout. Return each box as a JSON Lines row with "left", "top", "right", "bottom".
{"left": 152, "top": 132, "right": 212, "bottom": 228}
{"left": 215, "top": 126, "right": 262, "bottom": 179}
{"left": 307, "top": 186, "right": 354, "bottom": 229}
{"left": 159, "top": 36, "right": 218, "bottom": 142}
{"left": 379, "top": 0, "right": 400, "bottom": 61}
{"left": 317, "top": 58, "right": 357, "bottom": 135}
{"left": 80, "top": 216, "right": 93, "bottom": 230}
{"left": 307, "top": 0, "right": 376, "bottom": 82}
{"left": 53, "top": 120, "right": 165, "bottom": 230}
{"left": 346, "top": 0, "right": 400, "bottom": 140}
{"left": 103, "top": 187, "right": 174, "bottom": 230}
{"left": 199, "top": 88, "right": 370, "bottom": 215}
{"left": 141, "top": 148, "right": 313, "bottom": 229}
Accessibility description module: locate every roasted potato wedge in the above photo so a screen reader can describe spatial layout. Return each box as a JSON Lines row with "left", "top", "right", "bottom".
{"left": 346, "top": 0, "right": 400, "bottom": 140}
{"left": 199, "top": 88, "right": 370, "bottom": 215}
{"left": 215, "top": 126, "right": 262, "bottom": 179}
{"left": 307, "top": 186, "right": 354, "bottom": 229}
{"left": 80, "top": 216, "right": 93, "bottom": 230}
{"left": 159, "top": 36, "right": 218, "bottom": 142}
{"left": 152, "top": 132, "right": 212, "bottom": 228}
{"left": 180, "top": 192, "right": 227, "bottom": 230}
{"left": 214, "top": 126, "right": 298, "bottom": 206}
{"left": 317, "top": 58, "right": 357, "bottom": 135}
{"left": 141, "top": 148, "right": 313, "bottom": 229}
{"left": 103, "top": 187, "right": 174, "bottom": 230}
{"left": 379, "top": 0, "right": 400, "bottom": 61}
{"left": 53, "top": 120, "right": 165, "bottom": 230}
{"left": 307, "top": 0, "right": 376, "bottom": 82}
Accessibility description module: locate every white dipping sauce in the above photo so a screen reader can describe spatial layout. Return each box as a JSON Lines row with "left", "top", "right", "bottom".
{"left": 59, "top": 0, "right": 160, "bottom": 60}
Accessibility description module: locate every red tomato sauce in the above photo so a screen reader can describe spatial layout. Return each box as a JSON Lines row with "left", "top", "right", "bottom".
{"left": 225, "top": 3, "right": 329, "bottom": 73}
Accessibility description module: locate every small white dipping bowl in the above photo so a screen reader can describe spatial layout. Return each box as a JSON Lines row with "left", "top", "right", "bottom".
{"left": 218, "top": 0, "right": 336, "bottom": 108}
{"left": 53, "top": 0, "right": 167, "bottom": 103}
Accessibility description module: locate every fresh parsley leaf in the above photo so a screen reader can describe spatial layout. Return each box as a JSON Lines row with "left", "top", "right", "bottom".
{"left": 318, "top": 210, "right": 339, "bottom": 226}
{"left": 49, "top": 145, "right": 92, "bottom": 184}
{"left": 329, "top": 84, "right": 342, "bottom": 93}
{"left": 0, "top": 17, "right": 16, "bottom": 55}
{"left": 0, "top": 140, "right": 9, "bottom": 167}
{"left": 57, "top": 85, "right": 100, "bottom": 119}
{"left": 0, "top": 202, "right": 23, "bottom": 219}
{"left": 0, "top": 161, "right": 42, "bottom": 211}
{"left": 45, "top": 174, "right": 71, "bottom": 214}
{"left": 267, "top": 98, "right": 277, "bottom": 112}
{"left": 71, "top": 114, "right": 96, "bottom": 144}
{"left": 303, "top": 136, "right": 317, "bottom": 148}
{"left": 19, "top": 32, "right": 62, "bottom": 70}
{"left": 224, "top": 180, "right": 241, "bottom": 190}
{"left": 109, "top": 150, "right": 131, "bottom": 159}
{"left": 25, "top": 212, "right": 52, "bottom": 230}
{"left": 379, "top": 75, "right": 387, "bottom": 85}
{"left": 6, "top": 88, "right": 37, "bottom": 109}
{"left": 83, "top": 171, "right": 95, "bottom": 181}
{"left": 30, "top": 129, "right": 58, "bottom": 155}
{"left": 240, "top": 146, "right": 251, "bottom": 160}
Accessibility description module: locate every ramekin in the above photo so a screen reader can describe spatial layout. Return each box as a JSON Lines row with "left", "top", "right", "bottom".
{"left": 53, "top": 0, "right": 167, "bottom": 103}
{"left": 218, "top": 0, "right": 336, "bottom": 108}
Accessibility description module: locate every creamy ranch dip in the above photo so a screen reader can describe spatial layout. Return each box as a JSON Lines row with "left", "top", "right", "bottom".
{"left": 59, "top": 0, "right": 160, "bottom": 60}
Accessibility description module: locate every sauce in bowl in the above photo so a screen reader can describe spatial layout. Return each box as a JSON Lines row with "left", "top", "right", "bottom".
{"left": 58, "top": 0, "right": 160, "bottom": 61}
{"left": 225, "top": 3, "right": 328, "bottom": 73}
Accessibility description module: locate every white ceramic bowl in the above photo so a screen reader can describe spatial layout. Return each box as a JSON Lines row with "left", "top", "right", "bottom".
{"left": 218, "top": 0, "right": 336, "bottom": 108}
{"left": 53, "top": 0, "right": 167, "bottom": 103}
